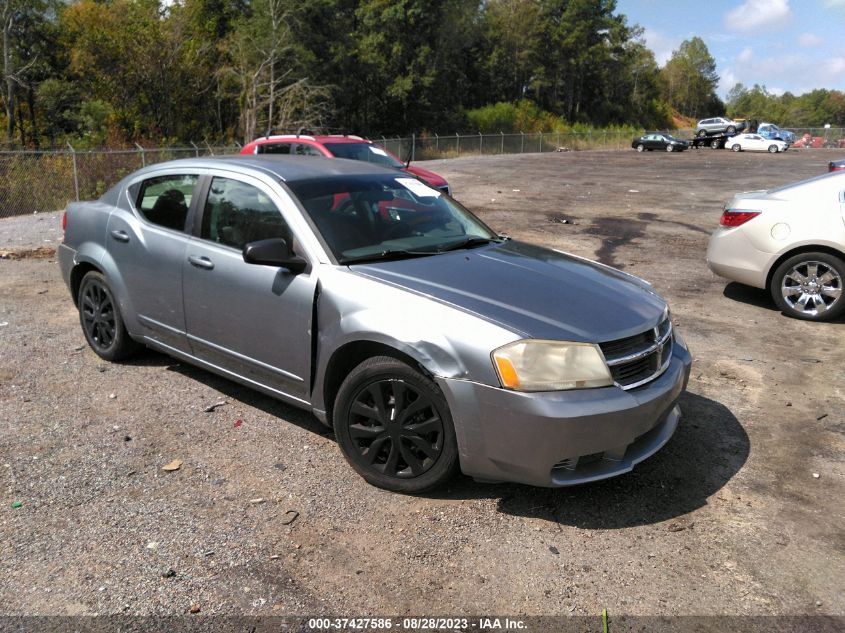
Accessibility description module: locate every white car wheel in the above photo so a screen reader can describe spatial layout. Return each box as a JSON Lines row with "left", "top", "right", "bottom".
{"left": 731, "top": 144, "right": 741, "bottom": 152}
{"left": 768, "top": 145, "right": 778, "bottom": 153}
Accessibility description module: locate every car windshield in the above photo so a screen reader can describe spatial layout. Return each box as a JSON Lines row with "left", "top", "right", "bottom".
{"left": 288, "top": 174, "right": 500, "bottom": 264}
{"left": 322, "top": 143, "right": 405, "bottom": 169}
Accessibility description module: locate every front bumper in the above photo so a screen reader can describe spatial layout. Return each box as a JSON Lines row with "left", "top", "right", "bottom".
{"left": 437, "top": 340, "right": 691, "bottom": 487}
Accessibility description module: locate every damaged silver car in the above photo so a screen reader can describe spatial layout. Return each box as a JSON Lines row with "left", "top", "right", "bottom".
{"left": 59, "top": 156, "right": 691, "bottom": 492}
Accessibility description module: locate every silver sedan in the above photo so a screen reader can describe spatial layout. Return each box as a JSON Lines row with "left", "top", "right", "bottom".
{"left": 59, "top": 156, "right": 691, "bottom": 492}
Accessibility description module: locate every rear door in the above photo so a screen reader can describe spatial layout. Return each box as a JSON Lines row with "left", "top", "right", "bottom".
{"left": 106, "top": 171, "right": 201, "bottom": 353}
{"left": 182, "top": 172, "right": 318, "bottom": 403}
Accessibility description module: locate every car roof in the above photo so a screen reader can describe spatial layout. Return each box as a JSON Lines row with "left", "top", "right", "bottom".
{"left": 249, "top": 134, "right": 370, "bottom": 145}
{"left": 127, "top": 154, "right": 399, "bottom": 183}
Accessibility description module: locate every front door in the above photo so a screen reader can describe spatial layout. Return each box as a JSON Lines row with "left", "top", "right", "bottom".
{"left": 182, "top": 174, "right": 317, "bottom": 403}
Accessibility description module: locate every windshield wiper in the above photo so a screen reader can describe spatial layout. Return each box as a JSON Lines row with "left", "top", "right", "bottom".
{"left": 436, "top": 236, "right": 502, "bottom": 252}
{"left": 339, "top": 249, "right": 437, "bottom": 265}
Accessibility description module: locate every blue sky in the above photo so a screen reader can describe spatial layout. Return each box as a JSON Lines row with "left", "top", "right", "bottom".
{"left": 617, "top": 0, "right": 845, "bottom": 98}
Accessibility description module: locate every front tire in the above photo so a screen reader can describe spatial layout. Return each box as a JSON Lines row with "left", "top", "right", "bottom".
{"left": 666, "top": 144, "right": 674, "bottom": 152}
{"left": 697, "top": 129, "right": 708, "bottom": 137}
{"left": 726, "top": 125, "right": 736, "bottom": 135}
{"left": 636, "top": 144, "right": 644, "bottom": 152}
{"left": 768, "top": 144, "right": 778, "bottom": 153}
{"left": 333, "top": 356, "right": 459, "bottom": 493}
{"left": 78, "top": 271, "right": 139, "bottom": 361}
{"left": 770, "top": 252, "right": 845, "bottom": 321}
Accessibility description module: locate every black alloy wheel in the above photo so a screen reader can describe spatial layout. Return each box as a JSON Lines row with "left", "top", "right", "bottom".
{"left": 78, "top": 271, "right": 138, "bottom": 361}
{"left": 333, "top": 356, "right": 459, "bottom": 492}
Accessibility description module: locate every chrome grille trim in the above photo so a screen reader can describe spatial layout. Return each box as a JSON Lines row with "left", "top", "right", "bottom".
{"left": 599, "top": 319, "right": 673, "bottom": 391}
{"left": 605, "top": 324, "right": 673, "bottom": 367}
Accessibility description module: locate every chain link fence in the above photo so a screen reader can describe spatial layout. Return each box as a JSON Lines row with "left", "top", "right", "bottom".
{"left": 0, "top": 144, "right": 239, "bottom": 219}
{"left": 2, "top": 127, "right": 844, "bottom": 218}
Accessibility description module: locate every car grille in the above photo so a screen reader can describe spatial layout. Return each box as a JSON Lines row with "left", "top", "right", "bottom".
{"left": 599, "top": 317, "right": 673, "bottom": 390}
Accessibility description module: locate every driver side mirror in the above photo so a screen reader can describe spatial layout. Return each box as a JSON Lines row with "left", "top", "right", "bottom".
{"left": 242, "top": 238, "right": 307, "bottom": 273}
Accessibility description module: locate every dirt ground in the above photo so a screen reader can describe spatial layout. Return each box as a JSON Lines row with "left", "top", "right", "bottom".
{"left": 1, "top": 148, "right": 844, "bottom": 626}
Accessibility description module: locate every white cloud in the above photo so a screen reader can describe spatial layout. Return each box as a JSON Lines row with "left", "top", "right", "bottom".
{"left": 719, "top": 68, "right": 738, "bottom": 96}
{"left": 724, "top": 0, "right": 792, "bottom": 32}
{"left": 824, "top": 0, "right": 845, "bottom": 7}
{"left": 797, "top": 33, "right": 822, "bottom": 47}
{"left": 737, "top": 47, "right": 754, "bottom": 64}
{"left": 641, "top": 28, "right": 680, "bottom": 66}
{"left": 824, "top": 57, "right": 845, "bottom": 76}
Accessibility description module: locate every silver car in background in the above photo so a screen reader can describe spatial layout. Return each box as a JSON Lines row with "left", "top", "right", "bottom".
{"left": 696, "top": 117, "right": 746, "bottom": 137}
{"left": 59, "top": 156, "right": 691, "bottom": 492}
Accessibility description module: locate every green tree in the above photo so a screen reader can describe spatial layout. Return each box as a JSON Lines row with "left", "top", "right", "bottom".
{"left": 660, "top": 37, "right": 720, "bottom": 119}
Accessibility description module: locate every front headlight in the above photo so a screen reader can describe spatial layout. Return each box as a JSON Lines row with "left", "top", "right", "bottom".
{"left": 492, "top": 340, "right": 613, "bottom": 392}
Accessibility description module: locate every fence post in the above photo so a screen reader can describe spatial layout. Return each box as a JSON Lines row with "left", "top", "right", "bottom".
{"left": 603, "top": 129, "right": 607, "bottom": 148}
{"left": 190, "top": 141, "right": 199, "bottom": 157}
{"left": 539, "top": 131, "right": 543, "bottom": 152}
{"left": 411, "top": 132, "right": 416, "bottom": 162}
{"left": 135, "top": 142, "right": 146, "bottom": 167}
{"left": 435, "top": 133, "right": 439, "bottom": 153}
{"left": 456, "top": 132, "right": 460, "bottom": 156}
{"left": 520, "top": 131, "right": 524, "bottom": 153}
{"left": 67, "top": 142, "right": 80, "bottom": 202}
{"left": 557, "top": 131, "right": 561, "bottom": 148}
{"left": 500, "top": 131, "right": 504, "bottom": 154}
{"left": 479, "top": 132, "right": 483, "bottom": 154}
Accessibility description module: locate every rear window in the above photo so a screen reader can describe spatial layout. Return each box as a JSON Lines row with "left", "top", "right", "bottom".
{"left": 136, "top": 174, "right": 198, "bottom": 231}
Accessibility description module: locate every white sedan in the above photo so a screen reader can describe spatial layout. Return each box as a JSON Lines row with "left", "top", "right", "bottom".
{"left": 727, "top": 133, "right": 788, "bottom": 153}
{"left": 706, "top": 171, "right": 845, "bottom": 320}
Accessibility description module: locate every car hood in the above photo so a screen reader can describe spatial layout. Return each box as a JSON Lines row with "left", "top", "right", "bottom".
{"left": 404, "top": 165, "right": 448, "bottom": 188}
{"left": 350, "top": 240, "right": 667, "bottom": 342}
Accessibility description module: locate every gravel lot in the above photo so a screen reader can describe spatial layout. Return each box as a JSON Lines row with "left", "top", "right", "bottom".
{"left": 1, "top": 149, "right": 844, "bottom": 626}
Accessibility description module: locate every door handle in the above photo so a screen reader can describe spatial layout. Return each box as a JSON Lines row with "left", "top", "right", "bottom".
{"left": 110, "top": 229, "right": 130, "bottom": 243}
{"left": 188, "top": 255, "right": 214, "bottom": 270}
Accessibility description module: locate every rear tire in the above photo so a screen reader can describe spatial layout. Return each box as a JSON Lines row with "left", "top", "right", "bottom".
{"left": 726, "top": 125, "right": 736, "bottom": 135}
{"left": 697, "top": 129, "right": 708, "bottom": 137}
{"left": 770, "top": 252, "right": 845, "bottom": 321}
{"left": 710, "top": 139, "right": 721, "bottom": 149}
{"left": 333, "top": 356, "right": 459, "bottom": 493}
{"left": 731, "top": 144, "right": 741, "bottom": 152}
{"left": 78, "top": 271, "right": 139, "bottom": 361}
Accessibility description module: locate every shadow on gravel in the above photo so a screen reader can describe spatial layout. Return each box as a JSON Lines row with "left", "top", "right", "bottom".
{"left": 436, "top": 392, "right": 749, "bottom": 529}
{"left": 722, "top": 281, "right": 778, "bottom": 312}
{"left": 120, "top": 348, "right": 332, "bottom": 436}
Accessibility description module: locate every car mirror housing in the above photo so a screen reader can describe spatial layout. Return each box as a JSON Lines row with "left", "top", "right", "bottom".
{"left": 242, "top": 238, "right": 307, "bottom": 273}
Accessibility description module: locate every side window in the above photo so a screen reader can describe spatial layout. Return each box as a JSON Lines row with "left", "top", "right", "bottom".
{"left": 136, "top": 175, "right": 198, "bottom": 231}
{"left": 201, "top": 177, "right": 291, "bottom": 250}
{"left": 257, "top": 143, "right": 291, "bottom": 155}
{"left": 295, "top": 143, "right": 322, "bottom": 156}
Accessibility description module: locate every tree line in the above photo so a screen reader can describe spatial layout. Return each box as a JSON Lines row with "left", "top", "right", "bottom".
{"left": 0, "top": 0, "right": 840, "bottom": 150}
